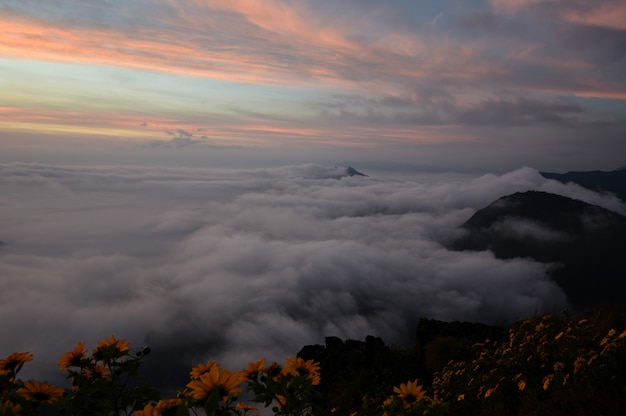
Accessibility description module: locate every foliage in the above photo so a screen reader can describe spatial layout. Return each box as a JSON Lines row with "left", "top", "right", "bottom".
{"left": 56, "top": 337, "right": 160, "bottom": 416}
{"left": 1, "top": 310, "right": 625, "bottom": 416}
{"left": 432, "top": 311, "right": 626, "bottom": 415}
{"left": 0, "top": 339, "right": 322, "bottom": 416}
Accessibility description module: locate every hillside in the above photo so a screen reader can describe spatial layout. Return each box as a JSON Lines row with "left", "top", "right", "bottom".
{"left": 450, "top": 190, "right": 626, "bottom": 308}
{"left": 541, "top": 166, "right": 626, "bottom": 201}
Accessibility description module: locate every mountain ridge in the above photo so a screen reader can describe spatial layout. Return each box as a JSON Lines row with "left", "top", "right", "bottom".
{"left": 450, "top": 190, "right": 626, "bottom": 308}
{"left": 540, "top": 166, "right": 626, "bottom": 201}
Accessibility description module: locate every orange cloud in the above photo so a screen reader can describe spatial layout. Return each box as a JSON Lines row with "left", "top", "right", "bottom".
{"left": 0, "top": 2, "right": 495, "bottom": 97}
{"left": 490, "top": 0, "right": 626, "bottom": 30}
{"left": 0, "top": 1, "right": 367, "bottom": 90}
{"left": 0, "top": 102, "right": 465, "bottom": 148}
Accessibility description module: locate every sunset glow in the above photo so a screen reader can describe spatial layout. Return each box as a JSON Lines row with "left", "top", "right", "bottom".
{"left": 1, "top": 0, "right": 625, "bottom": 170}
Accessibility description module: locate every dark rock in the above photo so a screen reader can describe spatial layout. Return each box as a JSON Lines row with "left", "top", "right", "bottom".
{"left": 324, "top": 336, "right": 344, "bottom": 354}
{"left": 346, "top": 167, "right": 368, "bottom": 177}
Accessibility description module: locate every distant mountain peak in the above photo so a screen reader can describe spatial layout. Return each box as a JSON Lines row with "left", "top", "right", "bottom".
{"left": 345, "top": 166, "right": 368, "bottom": 177}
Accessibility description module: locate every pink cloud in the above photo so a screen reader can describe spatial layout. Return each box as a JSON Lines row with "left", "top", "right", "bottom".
{"left": 565, "top": 4, "right": 626, "bottom": 30}
{"left": 490, "top": 0, "right": 626, "bottom": 30}
{"left": 0, "top": 3, "right": 494, "bottom": 96}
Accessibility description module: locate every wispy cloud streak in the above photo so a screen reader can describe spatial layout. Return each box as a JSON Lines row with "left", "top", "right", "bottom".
{"left": 1, "top": 0, "right": 625, "bottom": 168}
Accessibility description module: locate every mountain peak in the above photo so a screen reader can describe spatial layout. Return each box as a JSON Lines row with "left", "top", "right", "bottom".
{"left": 346, "top": 166, "right": 368, "bottom": 177}
{"left": 450, "top": 190, "right": 626, "bottom": 308}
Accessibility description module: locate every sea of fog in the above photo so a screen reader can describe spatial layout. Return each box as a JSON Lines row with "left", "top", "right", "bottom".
{"left": 1, "top": 162, "right": 624, "bottom": 388}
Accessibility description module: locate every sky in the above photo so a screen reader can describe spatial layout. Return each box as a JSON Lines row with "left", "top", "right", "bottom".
{"left": 1, "top": 0, "right": 626, "bottom": 172}
{"left": 3, "top": 162, "right": 624, "bottom": 390}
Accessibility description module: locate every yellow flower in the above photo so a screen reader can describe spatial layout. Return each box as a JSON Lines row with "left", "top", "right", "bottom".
{"left": 243, "top": 359, "right": 266, "bottom": 379}
{"left": 186, "top": 367, "right": 245, "bottom": 401}
{"left": 155, "top": 399, "right": 181, "bottom": 412}
{"left": 135, "top": 403, "right": 158, "bottom": 416}
{"left": 393, "top": 380, "right": 427, "bottom": 408}
{"left": 135, "top": 399, "right": 181, "bottom": 416}
{"left": 275, "top": 395, "right": 287, "bottom": 409}
{"left": 85, "top": 364, "right": 111, "bottom": 380}
{"left": 0, "top": 400, "right": 22, "bottom": 416}
{"left": 235, "top": 402, "right": 258, "bottom": 415}
{"left": 190, "top": 361, "right": 219, "bottom": 380}
{"left": 542, "top": 374, "right": 554, "bottom": 391}
{"left": 587, "top": 353, "right": 598, "bottom": 365}
{"left": 92, "top": 336, "right": 130, "bottom": 360}
{"left": 16, "top": 381, "right": 64, "bottom": 404}
{"left": 573, "top": 357, "right": 585, "bottom": 375}
{"left": 600, "top": 329, "right": 617, "bottom": 346}
{"left": 484, "top": 387, "right": 496, "bottom": 398}
{"left": 0, "top": 352, "right": 33, "bottom": 375}
{"left": 457, "top": 394, "right": 465, "bottom": 401}
{"left": 553, "top": 361, "right": 565, "bottom": 372}
{"left": 58, "top": 342, "right": 87, "bottom": 371}
{"left": 518, "top": 380, "right": 526, "bottom": 391}
{"left": 554, "top": 331, "right": 564, "bottom": 340}
{"left": 283, "top": 357, "right": 321, "bottom": 385}
{"left": 562, "top": 373, "right": 570, "bottom": 386}
{"left": 382, "top": 396, "right": 394, "bottom": 407}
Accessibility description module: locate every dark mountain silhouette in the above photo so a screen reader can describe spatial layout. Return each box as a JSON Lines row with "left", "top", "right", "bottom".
{"left": 450, "top": 191, "right": 626, "bottom": 308}
{"left": 297, "top": 320, "right": 506, "bottom": 412}
{"left": 541, "top": 166, "right": 626, "bottom": 201}
{"left": 345, "top": 166, "right": 368, "bottom": 177}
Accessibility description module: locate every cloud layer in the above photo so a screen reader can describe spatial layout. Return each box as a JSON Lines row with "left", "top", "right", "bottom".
{"left": 3, "top": 162, "right": 623, "bottom": 387}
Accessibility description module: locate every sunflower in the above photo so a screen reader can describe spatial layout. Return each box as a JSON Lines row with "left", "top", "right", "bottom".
{"left": 283, "top": 357, "right": 321, "bottom": 385}
{"left": 136, "top": 399, "right": 181, "bottom": 416}
{"left": 58, "top": 342, "right": 87, "bottom": 371}
{"left": 92, "top": 336, "right": 130, "bottom": 360}
{"left": 16, "top": 381, "right": 64, "bottom": 404}
{"left": 186, "top": 367, "right": 245, "bottom": 402}
{"left": 393, "top": 380, "right": 427, "bottom": 408}
{"left": 243, "top": 359, "right": 266, "bottom": 379}
{"left": 85, "top": 364, "right": 111, "bottom": 380}
{"left": 0, "top": 352, "right": 33, "bottom": 375}
{"left": 189, "top": 360, "right": 219, "bottom": 380}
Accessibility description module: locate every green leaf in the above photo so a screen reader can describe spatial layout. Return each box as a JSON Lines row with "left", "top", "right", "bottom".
{"left": 203, "top": 387, "right": 221, "bottom": 415}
